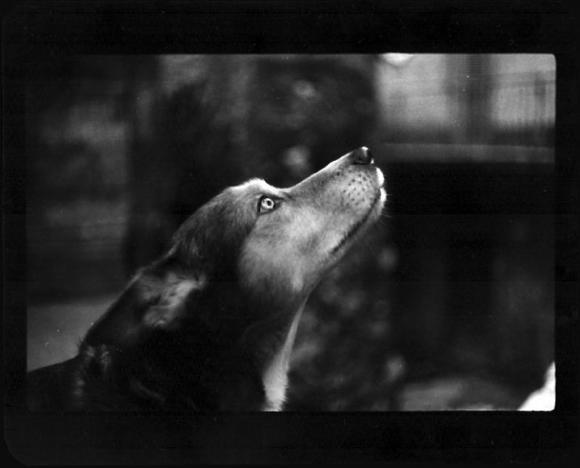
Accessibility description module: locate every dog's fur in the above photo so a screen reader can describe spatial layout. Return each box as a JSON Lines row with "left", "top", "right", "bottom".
{"left": 27, "top": 147, "right": 386, "bottom": 411}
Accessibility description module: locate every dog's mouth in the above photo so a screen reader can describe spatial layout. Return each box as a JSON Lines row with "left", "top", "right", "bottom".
{"left": 330, "top": 188, "right": 384, "bottom": 255}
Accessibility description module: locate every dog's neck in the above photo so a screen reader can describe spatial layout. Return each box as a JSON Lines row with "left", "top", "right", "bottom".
{"left": 260, "top": 305, "right": 305, "bottom": 411}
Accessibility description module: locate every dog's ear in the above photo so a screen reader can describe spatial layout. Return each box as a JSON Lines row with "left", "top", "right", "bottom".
{"left": 84, "top": 260, "right": 205, "bottom": 348}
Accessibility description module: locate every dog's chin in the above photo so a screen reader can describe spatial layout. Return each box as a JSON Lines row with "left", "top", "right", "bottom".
{"left": 329, "top": 188, "right": 385, "bottom": 258}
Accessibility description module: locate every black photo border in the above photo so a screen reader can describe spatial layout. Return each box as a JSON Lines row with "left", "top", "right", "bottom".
{"left": 2, "top": 0, "right": 579, "bottom": 464}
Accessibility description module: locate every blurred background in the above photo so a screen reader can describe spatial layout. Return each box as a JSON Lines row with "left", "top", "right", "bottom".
{"left": 26, "top": 54, "right": 555, "bottom": 410}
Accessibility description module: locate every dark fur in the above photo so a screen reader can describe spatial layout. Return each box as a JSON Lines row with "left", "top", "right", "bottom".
{"left": 28, "top": 218, "right": 271, "bottom": 410}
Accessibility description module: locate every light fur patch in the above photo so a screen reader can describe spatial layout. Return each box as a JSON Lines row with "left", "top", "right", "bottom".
{"left": 261, "top": 307, "right": 304, "bottom": 411}
{"left": 376, "top": 166, "right": 385, "bottom": 188}
{"left": 231, "top": 178, "right": 274, "bottom": 196}
{"left": 143, "top": 278, "right": 199, "bottom": 328}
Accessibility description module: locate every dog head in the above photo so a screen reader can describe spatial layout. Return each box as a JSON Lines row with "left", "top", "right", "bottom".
{"left": 236, "top": 146, "right": 386, "bottom": 308}
{"left": 86, "top": 147, "right": 385, "bottom": 349}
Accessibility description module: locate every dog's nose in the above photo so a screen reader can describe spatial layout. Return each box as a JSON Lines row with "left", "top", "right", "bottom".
{"left": 351, "top": 146, "right": 374, "bottom": 165}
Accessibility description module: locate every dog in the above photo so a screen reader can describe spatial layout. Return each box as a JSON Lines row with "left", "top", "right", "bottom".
{"left": 27, "top": 147, "right": 386, "bottom": 411}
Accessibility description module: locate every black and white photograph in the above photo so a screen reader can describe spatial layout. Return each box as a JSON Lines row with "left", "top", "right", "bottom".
{"left": 23, "top": 53, "right": 556, "bottom": 412}
{"left": 3, "top": 2, "right": 578, "bottom": 465}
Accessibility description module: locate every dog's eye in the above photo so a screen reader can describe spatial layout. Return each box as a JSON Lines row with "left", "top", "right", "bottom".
{"left": 258, "top": 196, "right": 277, "bottom": 214}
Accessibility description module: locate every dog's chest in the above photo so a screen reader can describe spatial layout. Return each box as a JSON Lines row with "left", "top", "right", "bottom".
{"left": 261, "top": 311, "right": 302, "bottom": 411}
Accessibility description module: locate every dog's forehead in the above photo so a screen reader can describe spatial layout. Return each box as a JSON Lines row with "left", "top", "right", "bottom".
{"left": 231, "top": 178, "right": 279, "bottom": 197}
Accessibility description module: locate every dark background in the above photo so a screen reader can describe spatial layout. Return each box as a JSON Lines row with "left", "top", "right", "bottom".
{"left": 24, "top": 53, "right": 554, "bottom": 411}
